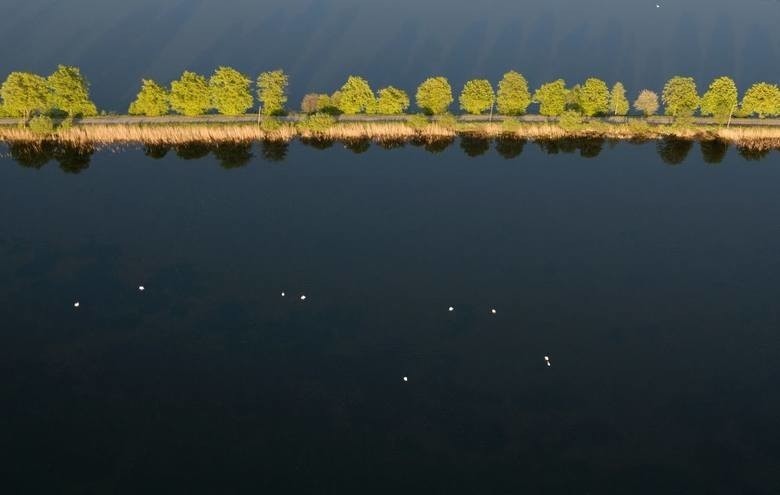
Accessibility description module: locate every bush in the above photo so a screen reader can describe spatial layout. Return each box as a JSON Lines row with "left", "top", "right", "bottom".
{"left": 662, "top": 76, "right": 700, "bottom": 118}
{"left": 500, "top": 118, "right": 521, "bottom": 133}
{"left": 459, "top": 79, "right": 495, "bottom": 115}
{"left": 59, "top": 117, "right": 74, "bottom": 131}
{"left": 436, "top": 113, "right": 458, "bottom": 130}
{"left": 533, "top": 80, "right": 568, "bottom": 116}
{"left": 298, "top": 113, "right": 336, "bottom": 133}
{"left": 260, "top": 117, "right": 282, "bottom": 132}
{"left": 558, "top": 110, "right": 584, "bottom": 131}
{"left": 406, "top": 113, "right": 429, "bottom": 130}
{"left": 496, "top": 71, "right": 531, "bottom": 115}
{"left": 301, "top": 93, "right": 322, "bottom": 114}
{"left": 1, "top": 72, "right": 49, "bottom": 119}
{"left": 416, "top": 77, "right": 453, "bottom": 115}
{"left": 28, "top": 115, "right": 55, "bottom": 135}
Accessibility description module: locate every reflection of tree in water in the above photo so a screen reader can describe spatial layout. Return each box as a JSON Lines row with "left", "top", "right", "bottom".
{"left": 10, "top": 142, "right": 54, "bottom": 168}
{"left": 535, "top": 138, "right": 604, "bottom": 157}
{"left": 214, "top": 142, "right": 254, "bottom": 168}
{"left": 300, "top": 138, "right": 334, "bottom": 150}
{"left": 344, "top": 139, "right": 371, "bottom": 154}
{"left": 737, "top": 147, "right": 771, "bottom": 162}
{"left": 55, "top": 145, "right": 94, "bottom": 173}
{"left": 143, "top": 144, "right": 169, "bottom": 159}
{"left": 700, "top": 140, "right": 728, "bottom": 164}
{"left": 656, "top": 138, "right": 693, "bottom": 165}
{"left": 460, "top": 136, "right": 490, "bottom": 157}
{"left": 9, "top": 142, "right": 93, "bottom": 173}
{"left": 175, "top": 142, "right": 211, "bottom": 160}
{"left": 495, "top": 137, "right": 525, "bottom": 159}
{"left": 377, "top": 139, "right": 406, "bottom": 150}
{"left": 423, "top": 137, "right": 454, "bottom": 154}
{"left": 261, "top": 140, "right": 289, "bottom": 162}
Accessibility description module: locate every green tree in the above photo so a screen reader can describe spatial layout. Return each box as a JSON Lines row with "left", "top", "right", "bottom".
{"left": 741, "top": 82, "right": 780, "bottom": 118}
{"left": 210, "top": 67, "right": 253, "bottom": 116}
{"left": 128, "top": 79, "right": 170, "bottom": 116}
{"left": 700, "top": 76, "right": 738, "bottom": 124}
{"left": 496, "top": 71, "right": 531, "bottom": 115}
{"left": 662, "top": 76, "right": 700, "bottom": 117}
{"left": 337, "top": 76, "right": 375, "bottom": 114}
{"left": 372, "top": 86, "right": 410, "bottom": 114}
{"left": 533, "top": 79, "right": 568, "bottom": 116}
{"left": 415, "top": 77, "right": 453, "bottom": 115}
{"left": 459, "top": 79, "right": 495, "bottom": 115}
{"left": 47, "top": 65, "right": 98, "bottom": 117}
{"left": 578, "top": 78, "right": 610, "bottom": 116}
{"left": 170, "top": 71, "right": 211, "bottom": 116}
{"left": 0, "top": 72, "right": 49, "bottom": 119}
{"left": 634, "top": 89, "right": 659, "bottom": 116}
{"left": 609, "top": 82, "right": 630, "bottom": 116}
{"left": 258, "top": 69, "right": 289, "bottom": 116}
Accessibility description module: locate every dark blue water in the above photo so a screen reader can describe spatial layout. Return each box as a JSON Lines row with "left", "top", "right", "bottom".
{"left": 2, "top": 139, "right": 780, "bottom": 493}
{"left": 2, "top": 0, "right": 780, "bottom": 112}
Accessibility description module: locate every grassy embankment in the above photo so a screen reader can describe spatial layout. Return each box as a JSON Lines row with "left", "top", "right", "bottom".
{"left": 1, "top": 116, "right": 780, "bottom": 150}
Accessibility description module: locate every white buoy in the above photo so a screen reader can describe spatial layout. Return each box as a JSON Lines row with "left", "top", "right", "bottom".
{"left": 403, "top": 376, "right": 408, "bottom": 382}
{"left": 491, "top": 308, "right": 497, "bottom": 315}
{"left": 545, "top": 356, "right": 551, "bottom": 366}
{"left": 300, "top": 295, "right": 306, "bottom": 301}
{"left": 448, "top": 306, "right": 454, "bottom": 312}
{"left": 73, "top": 302, "right": 80, "bottom": 308}
{"left": 138, "top": 285, "right": 145, "bottom": 292}
{"left": 281, "top": 291, "right": 285, "bottom": 297}
{"left": 656, "top": 4, "right": 660, "bottom": 8}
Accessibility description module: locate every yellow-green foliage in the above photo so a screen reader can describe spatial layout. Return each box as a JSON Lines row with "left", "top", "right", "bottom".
{"left": 28, "top": 115, "right": 55, "bottom": 135}
{"left": 558, "top": 110, "right": 584, "bottom": 131}
{"left": 662, "top": 76, "right": 700, "bottom": 117}
{"left": 372, "top": 86, "right": 410, "bottom": 115}
{"left": 578, "top": 78, "right": 610, "bottom": 116}
{"left": 406, "top": 113, "right": 429, "bottom": 130}
{"left": 700, "top": 76, "right": 738, "bottom": 124}
{"left": 634, "top": 89, "right": 659, "bottom": 116}
{"left": 129, "top": 79, "right": 170, "bottom": 116}
{"left": 170, "top": 71, "right": 211, "bottom": 116}
{"left": 437, "top": 113, "right": 458, "bottom": 130}
{"left": 298, "top": 112, "right": 336, "bottom": 133}
{"left": 496, "top": 71, "right": 531, "bottom": 115}
{"left": 258, "top": 69, "right": 289, "bottom": 116}
{"left": 1, "top": 72, "right": 49, "bottom": 119}
{"left": 259, "top": 116, "right": 282, "bottom": 132}
{"left": 416, "top": 77, "right": 453, "bottom": 115}
{"left": 609, "top": 82, "right": 630, "bottom": 116}
{"left": 210, "top": 67, "right": 253, "bottom": 116}
{"left": 741, "top": 82, "right": 780, "bottom": 118}
{"left": 500, "top": 117, "right": 521, "bottom": 133}
{"left": 533, "top": 79, "right": 568, "bottom": 116}
{"left": 47, "top": 65, "right": 98, "bottom": 117}
{"left": 459, "top": 79, "right": 495, "bottom": 115}
{"left": 337, "top": 76, "right": 375, "bottom": 114}
{"left": 300, "top": 94, "right": 321, "bottom": 113}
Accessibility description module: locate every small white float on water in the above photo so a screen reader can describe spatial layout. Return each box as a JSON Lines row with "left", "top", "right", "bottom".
{"left": 403, "top": 376, "right": 408, "bottom": 382}
{"left": 545, "top": 356, "right": 551, "bottom": 366}
{"left": 491, "top": 308, "right": 497, "bottom": 315}
{"left": 281, "top": 291, "right": 286, "bottom": 297}
{"left": 448, "top": 306, "right": 454, "bottom": 312}
{"left": 300, "top": 295, "right": 307, "bottom": 301}
{"left": 73, "top": 302, "right": 80, "bottom": 308}
{"left": 138, "top": 286, "right": 145, "bottom": 292}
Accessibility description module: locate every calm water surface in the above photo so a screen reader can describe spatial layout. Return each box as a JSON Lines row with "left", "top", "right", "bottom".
{"left": 1, "top": 140, "right": 780, "bottom": 493}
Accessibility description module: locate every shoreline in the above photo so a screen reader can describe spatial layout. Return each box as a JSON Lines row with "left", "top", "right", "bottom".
{"left": 2, "top": 116, "right": 780, "bottom": 150}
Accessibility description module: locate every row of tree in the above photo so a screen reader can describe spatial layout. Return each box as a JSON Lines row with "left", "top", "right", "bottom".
{"left": 0, "top": 66, "right": 98, "bottom": 119}
{"left": 3, "top": 66, "right": 780, "bottom": 122}
{"left": 129, "top": 68, "right": 289, "bottom": 117}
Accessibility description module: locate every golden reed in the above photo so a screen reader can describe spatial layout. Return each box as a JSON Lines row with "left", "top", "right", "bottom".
{"left": 2, "top": 121, "right": 780, "bottom": 149}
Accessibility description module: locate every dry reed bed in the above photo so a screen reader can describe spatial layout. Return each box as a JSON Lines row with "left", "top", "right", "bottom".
{"left": 2, "top": 121, "right": 780, "bottom": 149}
